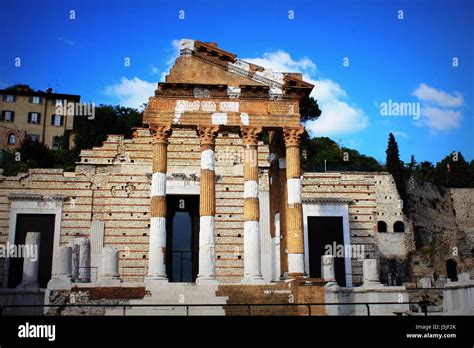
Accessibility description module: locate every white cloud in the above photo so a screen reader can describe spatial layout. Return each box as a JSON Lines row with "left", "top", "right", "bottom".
{"left": 391, "top": 131, "right": 409, "bottom": 139}
{"left": 104, "top": 77, "right": 156, "bottom": 109}
{"left": 412, "top": 83, "right": 463, "bottom": 107}
{"left": 57, "top": 37, "right": 75, "bottom": 47}
{"left": 417, "top": 106, "right": 462, "bottom": 131}
{"left": 242, "top": 51, "right": 367, "bottom": 136}
{"left": 412, "top": 83, "right": 464, "bottom": 132}
{"left": 244, "top": 51, "right": 316, "bottom": 75}
{"left": 160, "top": 39, "right": 181, "bottom": 82}
{"left": 150, "top": 65, "right": 159, "bottom": 75}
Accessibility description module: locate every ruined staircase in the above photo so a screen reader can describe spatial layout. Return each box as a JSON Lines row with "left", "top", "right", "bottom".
{"left": 105, "top": 283, "right": 229, "bottom": 316}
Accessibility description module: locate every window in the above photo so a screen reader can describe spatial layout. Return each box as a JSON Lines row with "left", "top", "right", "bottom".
{"left": 1, "top": 111, "right": 14, "bottom": 122}
{"left": 28, "top": 112, "right": 41, "bottom": 124}
{"left": 52, "top": 136, "right": 61, "bottom": 150}
{"left": 393, "top": 221, "right": 405, "bottom": 233}
{"left": 51, "top": 114, "right": 64, "bottom": 126}
{"left": 55, "top": 99, "right": 63, "bottom": 107}
{"left": 3, "top": 95, "right": 16, "bottom": 102}
{"left": 7, "top": 133, "right": 16, "bottom": 145}
{"left": 26, "top": 134, "right": 40, "bottom": 142}
{"left": 31, "top": 96, "right": 41, "bottom": 104}
{"left": 377, "top": 221, "right": 387, "bottom": 233}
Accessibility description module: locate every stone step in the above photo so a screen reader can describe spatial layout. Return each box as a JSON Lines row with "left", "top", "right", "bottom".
{"left": 130, "top": 298, "right": 228, "bottom": 305}
{"left": 106, "top": 306, "right": 225, "bottom": 316}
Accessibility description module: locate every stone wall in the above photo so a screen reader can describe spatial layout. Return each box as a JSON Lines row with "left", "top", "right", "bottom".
{"left": 0, "top": 128, "right": 270, "bottom": 284}
{"left": 406, "top": 178, "right": 472, "bottom": 281}
{"left": 450, "top": 188, "right": 474, "bottom": 246}
{"left": 0, "top": 127, "right": 455, "bottom": 287}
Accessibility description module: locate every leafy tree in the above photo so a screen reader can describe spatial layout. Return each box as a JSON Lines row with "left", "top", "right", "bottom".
{"left": 302, "top": 137, "right": 383, "bottom": 172}
{"left": 386, "top": 133, "right": 407, "bottom": 211}
{"left": 73, "top": 104, "right": 142, "bottom": 151}
{"left": 300, "top": 96, "right": 322, "bottom": 123}
{"left": 433, "top": 152, "right": 473, "bottom": 187}
{"left": 19, "top": 137, "right": 54, "bottom": 168}
{"left": 412, "top": 161, "right": 436, "bottom": 182}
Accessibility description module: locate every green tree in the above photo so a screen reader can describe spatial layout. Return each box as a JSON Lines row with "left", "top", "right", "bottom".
{"left": 302, "top": 137, "right": 383, "bottom": 172}
{"left": 300, "top": 96, "right": 322, "bottom": 123}
{"left": 73, "top": 104, "right": 142, "bottom": 151}
{"left": 413, "top": 161, "right": 436, "bottom": 182}
{"left": 19, "top": 137, "right": 55, "bottom": 168}
{"left": 433, "top": 152, "right": 473, "bottom": 187}
{"left": 385, "top": 133, "right": 407, "bottom": 211}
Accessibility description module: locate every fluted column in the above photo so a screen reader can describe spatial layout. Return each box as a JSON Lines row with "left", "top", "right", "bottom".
{"left": 146, "top": 124, "right": 172, "bottom": 286}
{"left": 268, "top": 131, "right": 281, "bottom": 281}
{"left": 283, "top": 126, "right": 306, "bottom": 278}
{"left": 278, "top": 153, "right": 289, "bottom": 278}
{"left": 241, "top": 126, "right": 265, "bottom": 284}
{"left": 196, "top": 125, "right": 220, "bottom": 284}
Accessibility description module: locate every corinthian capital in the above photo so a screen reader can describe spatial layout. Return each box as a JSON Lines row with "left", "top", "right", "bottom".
{"left": 283, "top": 126, "right": 305, "bottom": 148}
{"left": 197, "top": 125, "right": 220, "bottom": 148}
{"left": 150, "top": 124, "right": 173, "bottom": 145}
{"left": 240, "top": 126, "right": 263, "bottom": 146}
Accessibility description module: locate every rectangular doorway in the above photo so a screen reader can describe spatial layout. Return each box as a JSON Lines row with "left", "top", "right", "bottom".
{"left": 307, "top": 216, "right": 346, "bottom": 286}
{"left": 166, "top": 195, "right": 199, "bottom": 282}
{"left": 8, "top": 214, "right": 55, "bottom": 288}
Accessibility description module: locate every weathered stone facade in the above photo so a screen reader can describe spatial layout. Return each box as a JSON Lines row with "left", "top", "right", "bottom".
{"left": 0, "top": 40, "right": 472, "bottom": 315}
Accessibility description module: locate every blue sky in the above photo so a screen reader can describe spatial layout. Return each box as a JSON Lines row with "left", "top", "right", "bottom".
{"left": 1, "top": 0, "right": 472, "bottom": 164}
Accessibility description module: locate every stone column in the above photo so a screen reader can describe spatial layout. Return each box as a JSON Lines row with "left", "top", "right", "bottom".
{"left": 78, "top": 238, "right": 91, "bottom": 282}
{"left": 17, "top": 232, "right": 41, "bottom": 288}
{"left": 241, "top": 126, "right": 264, "bottom": 284}
{"left": 278, "top": 153, "right": 288, "bottom": 278}
{"left": 268, "top": 132, "right": 281, "bottom": 281}
{"left": 363, "top": 259, "right": 382, "bottom": 288}
{"left": 47, "top": 246, "right": 73, "bottom": 290}
{"left": 145, "top": 124, "right": 172, "bottom": 286}
{"left": 196, "top": 126, "right": 220, "bottom": 284}
{"left": 99, "top": 247, "right": 121, "bottom": 286}
{"left": 283, "top": 127, "right": 306, "bottom": 278}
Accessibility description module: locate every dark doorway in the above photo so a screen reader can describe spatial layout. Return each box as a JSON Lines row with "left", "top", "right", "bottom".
{"left": 308, "top": 216, "right": 346, "bottom": 286}
{"left": 8, "top": 214, "right": 55, "bottom": 288}
{"left": 446, "top": 259, "right": 458, "bottom": 282}
{"left": 166, "top": 195, "right": 199, "bottom": 282}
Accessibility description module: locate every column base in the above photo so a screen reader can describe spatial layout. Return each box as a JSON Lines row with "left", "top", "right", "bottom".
{"left": 362, "top": 281, "right": 384, "bottom": 289}
{"left": 16, "top": 282, "right": 39, "bottom": 289}
{"left": 241, "top": 275, "right": 266, "bottom": 285}
{"left": 97, "top": 278, "right": 122, "bottom": 287}
{"left": 47, "top": 277, "right": 73, "bottom": 290}
{"left": 145, "top": 276, "right": 169, "bottom": 290}
{"left": 196, "top": 276, "right": 218, "bottom": 285}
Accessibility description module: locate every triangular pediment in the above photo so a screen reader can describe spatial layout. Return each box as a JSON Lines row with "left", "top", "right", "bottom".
{"left": 163, "top": 39, "right": 314, "bottom": 95}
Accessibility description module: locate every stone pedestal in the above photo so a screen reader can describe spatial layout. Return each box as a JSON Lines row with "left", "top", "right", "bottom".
{"left": 98, "top": 247, "right": 121, "bottom": 286}
{"left": 363, "top": 259, "right": 383, "bottom": 288}
{"left": 322, "top": 255, "right": 336, "bottom": 283}
{"left": 17, "top": 232, "right": 41, "bottom": 289}
{"left": 47, "top": 246, "right": 73, "bottom": 290}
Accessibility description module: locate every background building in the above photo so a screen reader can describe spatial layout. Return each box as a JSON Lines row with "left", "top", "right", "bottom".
{"left": 0, "top": 85, "right": 80, "bottom": 151}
